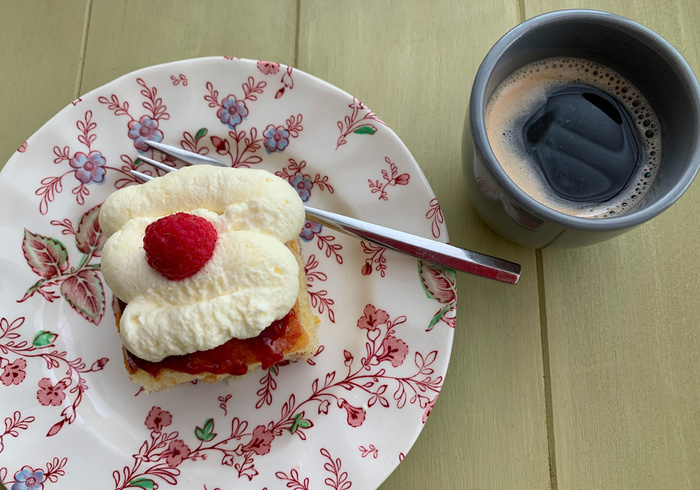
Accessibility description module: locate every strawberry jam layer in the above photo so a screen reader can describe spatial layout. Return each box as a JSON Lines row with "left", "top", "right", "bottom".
{"left": 119, "top": 299, "right": 305, "bottom": 377}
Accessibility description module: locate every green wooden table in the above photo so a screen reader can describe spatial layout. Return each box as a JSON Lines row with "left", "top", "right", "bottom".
{"left": 2, "top": 1, "right": 699, "bottom": 488}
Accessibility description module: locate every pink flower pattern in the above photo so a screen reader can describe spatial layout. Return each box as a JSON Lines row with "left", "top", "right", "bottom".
{"left": 0, "top": 317, "right": 109, "bottom": 439}
{"left": 339, "top": 400, "right": 366, "bottom": 428}
{"left": 257, "top": 61, "right": 280, "bottom": 75}
{"left": 357, "top": 304, "right": 390, "bottom": 331}
{"left": 36, "top": 378, "right": 66, "bottom": 407}
{"left": 112, "top": 303, "right": 442, "bottom": 487}
{"left": 165, "top": 439, "right": 190, "bottom": 467}
{"left": 1, "top": 359, "right": 27, "bottom": 386}
{"left": 379, "top": 335, "right": 409, "bottom": 367}
{"left": 241, "top": 425, "right": 275, "bottom": 455}
{"left": 145, "top": 406, "right": 173, "bottom": 432}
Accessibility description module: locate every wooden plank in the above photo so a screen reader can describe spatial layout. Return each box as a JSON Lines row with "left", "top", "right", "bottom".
{"left": 299, "top": 2, "right": 551, "bottom": 488}
{"left": 525, "top": 1, "right": 700, "bottom": 488}
{"left": 0, "top": 1, "right": 89, "bottom": 167}
{"left": 80, "top": 0, "right": 299, "bottom": 94}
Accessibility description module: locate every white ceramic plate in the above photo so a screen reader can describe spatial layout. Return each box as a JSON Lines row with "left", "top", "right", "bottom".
{"left": 0, "top": 57, "right": 456, "bottom": 489}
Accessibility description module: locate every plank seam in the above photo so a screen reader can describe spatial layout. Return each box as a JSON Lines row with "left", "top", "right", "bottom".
{"left": 537, "top": 249, "right": 558, "bottom": 489}
{"left": 74, "top": 0, "right": 94, "bottom": 98}
{"left": 516, "top": 0, "right": 526, "bottom": 23}
{"left": 294, "top": 0, "right": 301, "bottom": 67}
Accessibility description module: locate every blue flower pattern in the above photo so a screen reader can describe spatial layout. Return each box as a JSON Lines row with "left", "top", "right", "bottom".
{"left": 300, "top": 219, "right": 323, "bottom": 241}
{"left": 290, "top": 173, "right": 313, "bottom": 202}
{"left": 217, "top": 95, "right": 249, "bottom": 130}
{"left": 12, "top": 467, "right": 45, "bottom": 490}
{"left": 263, "top": 124, "right": 290, "bottom": 153}
{"left": 70, "top": 151, "right": 106, "bottom": 184}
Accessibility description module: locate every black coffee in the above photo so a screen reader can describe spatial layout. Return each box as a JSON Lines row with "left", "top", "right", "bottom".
{"left": 485, "top": 57, "right": 661, "bottom": 218}
{"left": 522, "top": 85, "right": 644, "bottom": 203}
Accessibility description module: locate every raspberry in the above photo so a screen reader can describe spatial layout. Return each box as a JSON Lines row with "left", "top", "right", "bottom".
{"left": 143, "top": 212, "right": 218, "bottom": 281}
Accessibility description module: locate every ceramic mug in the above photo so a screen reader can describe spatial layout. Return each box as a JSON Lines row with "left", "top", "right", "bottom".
{"left": 463, "top": 9, "right": 700, "bottom": 248}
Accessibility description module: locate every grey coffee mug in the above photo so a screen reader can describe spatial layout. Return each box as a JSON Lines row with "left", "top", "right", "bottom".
{"left": 463, "top": 9, "right": 700, "bottom": 248}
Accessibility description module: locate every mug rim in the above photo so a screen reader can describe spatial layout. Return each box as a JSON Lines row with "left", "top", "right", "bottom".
{"left": 469, "top": 9, "right": 700, "bottom": 231}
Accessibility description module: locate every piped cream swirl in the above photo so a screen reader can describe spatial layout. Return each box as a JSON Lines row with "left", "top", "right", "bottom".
{"left": 99, "top": 166, "right": 305, "bottom": 362}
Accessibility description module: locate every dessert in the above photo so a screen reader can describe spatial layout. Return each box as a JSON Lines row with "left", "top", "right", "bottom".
{"left": 99, "top": 165, "right": 318, "bottom": 392}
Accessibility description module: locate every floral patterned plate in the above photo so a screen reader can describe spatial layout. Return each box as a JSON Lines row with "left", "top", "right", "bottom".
{"left": 0, "top": 57, "right": 456, "bottom": 489}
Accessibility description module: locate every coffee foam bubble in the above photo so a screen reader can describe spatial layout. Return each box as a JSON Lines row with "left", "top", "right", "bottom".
{"left": 485, "top": 57, "right": 661, "bottom": 218}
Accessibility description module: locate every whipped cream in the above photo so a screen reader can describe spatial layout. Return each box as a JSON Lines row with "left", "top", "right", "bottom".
{"left": 99, "top": 166, "right": 305, "bottom": 362}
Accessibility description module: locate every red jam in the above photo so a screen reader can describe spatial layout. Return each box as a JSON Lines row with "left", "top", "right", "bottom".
{"left": 118, "top": 300, "right": 305, "bottom": 377}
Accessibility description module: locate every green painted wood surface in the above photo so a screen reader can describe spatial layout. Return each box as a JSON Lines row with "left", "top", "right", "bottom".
{"left": 1, "top": 1, "right": 698, "bottom": 488}
{"left": 525, "top": 2, "right": 700, "bottom": 488}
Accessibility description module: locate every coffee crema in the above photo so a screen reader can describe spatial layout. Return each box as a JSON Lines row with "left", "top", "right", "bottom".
{"left": 485, "top": 57, "right": 661, "bottom": 218}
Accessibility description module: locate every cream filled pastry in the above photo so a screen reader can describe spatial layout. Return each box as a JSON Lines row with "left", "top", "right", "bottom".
{"left": 99, "top": 166, "right": 306, "bottom": 363}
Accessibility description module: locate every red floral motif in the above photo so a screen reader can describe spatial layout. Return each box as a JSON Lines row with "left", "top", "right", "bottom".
{"left": 369, "top": 156, "right": 410, "bottom": 201}
{"left": 1, "top": 358, "right": 27, "bottom": 386}
{"left": 274, "top": 468, "right": 310, "bottom": 490}
{"left": 299, "top": 221, "right": 343, "bottom": 266}
{"left": 36, "top": 378, "right": 67, "bottom": 407}
{"left": 255, "top": 62, "right": 295, "bottom": 99}
{"left": 145, "top": 406, "right": 173, "bottom": 432}
{"left": 359, "top": 444, "right": 379, "bottom": 459}
{"left": 419, "top": 262, "right": 457, "bottom": 331}
{"left": 0, "top": 457, "right": 68, "bottom": 489}
{"left": 275, "top": 448, "right": 351, "bottom": 490}
{"left": 336, "top": 97, "right": 385, "bottom": 150}
{"left": 318, "top": 399, "right": 331, "bottom": 415}
{"left": 35, "top": 111, "right": 118, "bottom": 214}
{"left": 256, "top": 60, "right": 280, "bottom": 75}
{"left": 19, "top": 205, "right": 106, "bottom": 326}
{"left": 304, "top": 254, "right": 336, "bottom": 323}
{"left": 180, "top": 128, "right": 210, "bottom": 156}
{"left": 338, "top": 399, "right": 366, "bottom": 428}
{"left": 241, "top": 425, "right": 275, "bottom": 455}
{"left": 426, "top": 198, "right": 445, "bottom": 238}
{"left": 210, "top": 135, "right": 230, "bottom": 155}
{"left": 276, "top": 66, "right": 295, "bottom": 99}
{"left": 17, "top": 141, "right": 27, "bottom": 153}
{"left": 0, "top": 411, "right": 35, "bottom": 454}
{"left": 275, "top": 159, "right": 334, "bottom": 203}
{"left": 320, "top": 448, "right": 353, "bottom": 490}
{"left": 357, "top": 304, "right": 390, "bottom": 331}
{"left": 170, "top": 73, "right": 188, "bottom": 86}
{"left": 113, "top": 303, "right": 441, "bottom": 487}
{"left": 379, "top": 335, "right": 409, "bottom": 367}
{"left": 422, "top": 396, "right": 437, "bottom": 424}
{"left": 0, "top": 317, "right": 108, "bottom": 437}
{"left": 361, "top": 241, "right": 387, "bottom": 277}
{"left": 165, "top": 439, "right": 191, "bottom": 467}
{"left": 98, "top": 77, "right": 169, "bottom": 153}
{"left": 202, "top": 80, "right": 304, "bottom": 167}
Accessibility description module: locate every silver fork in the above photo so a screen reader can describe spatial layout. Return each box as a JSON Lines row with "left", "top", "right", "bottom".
{"left": 130, "top": 140, "right": 521, "bottom": 284}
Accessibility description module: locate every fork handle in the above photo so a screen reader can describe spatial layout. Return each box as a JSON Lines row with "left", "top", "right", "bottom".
{"left": 304, "top": 206, "right": 521, "bottom": 284}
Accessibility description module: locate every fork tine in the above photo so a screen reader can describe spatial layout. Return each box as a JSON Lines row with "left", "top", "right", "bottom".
{"left": 130, "top": 169, "right": 153, "bottom": 182}
{"left": 145, "top": 140, "right": 227, "bottom": 167}
{"left": 138, "top": 155, "right": 176, "bottom": 173}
